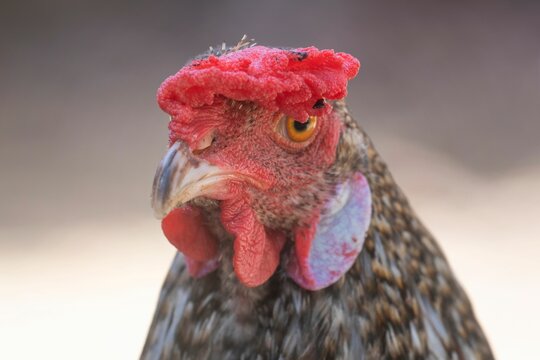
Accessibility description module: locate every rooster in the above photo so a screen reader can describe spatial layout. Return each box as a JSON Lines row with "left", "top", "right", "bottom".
{"left": 141, "top": 39, "right": 493, "bottom": 359}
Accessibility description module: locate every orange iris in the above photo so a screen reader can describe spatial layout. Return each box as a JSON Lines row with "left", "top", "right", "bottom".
{"left": 286, "top": 115, "right": 318, "bottom": 142}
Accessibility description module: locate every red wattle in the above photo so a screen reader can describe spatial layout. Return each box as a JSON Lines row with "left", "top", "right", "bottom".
{"left": 221, "top": 197, "right": 286, "bottom": 287}
{"left": 161, "top": 206, "right": 219, "bottom": 262}
{"left": 293, "top": 213, "right": 321, "bottom": 288}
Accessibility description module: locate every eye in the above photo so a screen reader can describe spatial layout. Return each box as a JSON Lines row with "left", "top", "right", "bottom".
{"left": 285, "top": 115, "right": 318, "bottom": 142}
{"left": 272, "top": 114, "right": 321, "bottom": 150}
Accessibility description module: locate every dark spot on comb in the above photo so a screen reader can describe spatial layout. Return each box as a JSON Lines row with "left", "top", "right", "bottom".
{"left": 313, "top": 99, "right": 325, "bottom": 109}
{"left": 292, "top": 51, "right": 308, "bottom": 61}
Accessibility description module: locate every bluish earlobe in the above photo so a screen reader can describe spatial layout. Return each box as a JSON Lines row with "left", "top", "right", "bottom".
{"left": 286, "top": 172, "right": 372, "bottom": 290}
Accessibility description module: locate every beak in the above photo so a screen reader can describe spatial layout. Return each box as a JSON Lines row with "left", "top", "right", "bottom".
{"left": 151, "top": 141, "right": 234, "bottom": 219}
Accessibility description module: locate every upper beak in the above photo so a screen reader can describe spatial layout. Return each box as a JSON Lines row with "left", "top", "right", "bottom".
{"left": 151, "top": 141, "right": 234, "bottom": 219}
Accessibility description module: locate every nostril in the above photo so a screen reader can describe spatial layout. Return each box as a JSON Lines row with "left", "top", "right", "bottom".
{"left": 193, "top": 130, "right": 215, "bottom": 152}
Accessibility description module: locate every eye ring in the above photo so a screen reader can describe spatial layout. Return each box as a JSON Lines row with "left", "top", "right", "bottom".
{"left": 285, "top": 115, "right": 318, "bottom": 142}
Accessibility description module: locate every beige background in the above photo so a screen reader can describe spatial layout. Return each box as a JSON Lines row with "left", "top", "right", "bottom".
{"left": 1, "top": 1, "right": 539, "bottom": 358}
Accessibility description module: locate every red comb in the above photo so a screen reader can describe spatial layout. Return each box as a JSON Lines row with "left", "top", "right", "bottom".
{"left": 157, "top": 46, "right": 360, "bottom": 125}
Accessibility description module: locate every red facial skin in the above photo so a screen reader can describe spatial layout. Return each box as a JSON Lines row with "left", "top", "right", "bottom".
{"left": 172, "top": 102, "right": 341, "bottom": 286}
{"left": 157, "top": 46, "right": 359, "bottom": 287}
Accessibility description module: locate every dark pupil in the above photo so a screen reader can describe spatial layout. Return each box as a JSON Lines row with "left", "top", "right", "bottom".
{"left": 293, "top": 119, "right": 310, "bottom": 132}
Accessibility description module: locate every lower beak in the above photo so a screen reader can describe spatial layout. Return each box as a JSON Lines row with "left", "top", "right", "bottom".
{"left": 151, "top": 141, "right": 234, "bottom": 219}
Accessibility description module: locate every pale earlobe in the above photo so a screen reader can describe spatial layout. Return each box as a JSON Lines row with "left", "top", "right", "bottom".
{"left": 286, "top": 172, "right": 372, "bottom": 290}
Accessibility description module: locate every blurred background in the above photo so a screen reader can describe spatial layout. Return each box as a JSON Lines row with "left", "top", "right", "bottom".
{"left": 1, "top": 0, "right": 539, "bottom": 358}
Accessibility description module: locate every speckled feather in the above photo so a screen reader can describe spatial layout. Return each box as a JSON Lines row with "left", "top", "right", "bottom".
{"left": 141, "top": 100, "right": 492, "bottom": 360}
